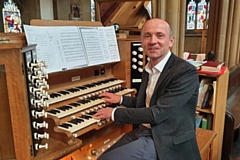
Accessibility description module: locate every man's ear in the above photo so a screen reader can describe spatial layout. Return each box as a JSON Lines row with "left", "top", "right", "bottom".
{"left": 169, "top": 36, "right": 174, "bottom": 47}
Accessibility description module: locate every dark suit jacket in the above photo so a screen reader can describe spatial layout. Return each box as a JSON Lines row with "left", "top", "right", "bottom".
{"left": 114, "top": 53, "right": 201, "bottom": 160}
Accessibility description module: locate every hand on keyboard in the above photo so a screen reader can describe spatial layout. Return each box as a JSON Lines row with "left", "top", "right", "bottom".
{"left": 93, "top": 107, "right": 114, "bottom": 120}
{"left": 99, "top": 92, "right": 121, "bottom": 104}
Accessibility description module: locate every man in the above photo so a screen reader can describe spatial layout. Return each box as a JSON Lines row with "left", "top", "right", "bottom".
{"left": 93, "top": 18, "right": 201, "bottom": 160}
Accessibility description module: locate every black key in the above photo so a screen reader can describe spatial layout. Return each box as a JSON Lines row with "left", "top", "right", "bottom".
{"left": 58, "top": 105, "right": 72, "bottom": 111}
{"left": 76, "top": 118, "right": 84, "bottom": 123}
{"left": 58, "top": 90, "right": 70, "bottom": 95}
{"left": 90, "top": 96, "right": 100, "bottom": 100}
{"left": 66, "top": 88, "right": 80, "bottom": 93}
{"left": 76, "top": 86, "right": 88, "bottom": 90}
{"left": 81, "top": 115, "right": 92, "bottom": 119}
{"left": 78, "top": 99, "right": 91, "bottom": 104}
{"left": 107, "top": 78, "right": 117, "bottom": 82}
{"left": 91, "top": 82, "right": 101, "bottom": 86}
{"left": 59, "top": 123, "right": 72, "bottom": 129}
{"left": 83, "top": 84, "right": 96, "bottom": 88}
{"left": 69, "top": 102, "right": 81, "bottom": 107}
{"left": 69, "top": 119, "right": 79, "bottom": 125}
{"left": 93, "top": 81, "right": 103, "bottom": 85}
{"left": 50, "top": 93, "right": 62, "bottom": 98}
{"left": 47, "top": 109, "right": 61, "bottom": 114}
{"left": 87, "top": 111, "right": 97, "bottom": 115}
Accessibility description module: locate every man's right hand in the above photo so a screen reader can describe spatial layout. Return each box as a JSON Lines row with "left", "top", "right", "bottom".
{"left": 99, "top": 92, "right": 121, "bottom": 104}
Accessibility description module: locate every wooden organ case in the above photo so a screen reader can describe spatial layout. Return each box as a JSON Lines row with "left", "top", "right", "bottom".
{"left": 0, "top": 20, "right": 135, "bottom": 160}
{"left": 0, "top": 1, "right": 151, "bottom": 159}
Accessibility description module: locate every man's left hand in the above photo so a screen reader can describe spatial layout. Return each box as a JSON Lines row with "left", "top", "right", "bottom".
{"left": 93, "top": 107, "right": 113, "bottom": 120}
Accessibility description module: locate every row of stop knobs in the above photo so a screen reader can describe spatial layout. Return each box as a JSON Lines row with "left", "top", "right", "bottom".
{"left": 27, "top": 59, "right": 49, "bottom": 151}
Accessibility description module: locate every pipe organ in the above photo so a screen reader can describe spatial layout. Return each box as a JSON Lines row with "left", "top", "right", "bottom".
{"left": 0, "top": 14, "right": 219, "bottom": 159}
{"left": 0, "top": 2, "right": 150, "bottom": 159}
{"left": 0, "top": 32, "right": 135, "bottom": 160}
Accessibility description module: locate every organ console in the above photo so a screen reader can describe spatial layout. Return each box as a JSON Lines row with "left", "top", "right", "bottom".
{"left": 0, "top": 20, "right": 136, "bottom": 160}
{"left": 0, "top": 1, "right": 155, "bottom": 159}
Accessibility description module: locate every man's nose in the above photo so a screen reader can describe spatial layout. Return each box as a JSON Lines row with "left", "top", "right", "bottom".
{"left": 149, "top": 35, "right": 157, "bottom": 43}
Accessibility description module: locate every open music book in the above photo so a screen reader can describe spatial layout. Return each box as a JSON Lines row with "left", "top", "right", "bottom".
{"left": 23, "top": 25, "right": 120, "bottom": 73}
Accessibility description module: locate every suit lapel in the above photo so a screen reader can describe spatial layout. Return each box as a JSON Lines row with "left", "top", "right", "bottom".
{"left": 140, "top": 70, "right": 148, "bottom": 93}
{"left": 137, "top": 70, "right": 148, "bottom": 106}
{"left": 154, "top": 54, "right": 176, "bottom": 92}
{"left": 154, "top": 68, "right": 170, "bottom": 93}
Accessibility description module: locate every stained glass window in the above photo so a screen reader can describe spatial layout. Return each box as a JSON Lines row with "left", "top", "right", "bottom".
{"left": 186, "top": 0, "right": 210, "bottom": 30}
{"left": 91, "top": 0, "right": 95, "bottom": 21}
{"left": 187, "top": 0, "right": 196, "bottom": 30}
{"left": 2, "top": 0, "right": 22, "bottom": 33}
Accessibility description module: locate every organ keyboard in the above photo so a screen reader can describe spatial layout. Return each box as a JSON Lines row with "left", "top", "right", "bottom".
{"left": 48, "top": 78, "right": 125, "bottom": 105}
{"left": 44, "top": 75, "right": 135, "bottom": 145}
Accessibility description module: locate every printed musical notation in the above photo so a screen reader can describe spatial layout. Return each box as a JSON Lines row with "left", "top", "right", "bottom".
{"left": 24, "top": 25, "right": 120, "bottom": 73}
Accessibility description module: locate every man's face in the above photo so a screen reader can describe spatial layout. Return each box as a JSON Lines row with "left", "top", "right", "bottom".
{"left": 141, "top": 19, "right": 174, "bottom": 64}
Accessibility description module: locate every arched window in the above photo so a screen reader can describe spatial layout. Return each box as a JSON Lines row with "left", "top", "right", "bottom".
{"left": 186, "top": 0, "right": 210, "bottom": 30}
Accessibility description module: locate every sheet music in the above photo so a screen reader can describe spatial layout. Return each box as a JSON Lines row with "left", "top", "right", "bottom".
{"left": 80, "top": 27, "right": 105, "bottom": 66}
{"left": 53, "top": 26, "right": 88, "bottom": 69}
{"left": 24, "top": 25, "right": 120, "bottom": 73}
{"left": 24, "top": 25, "right": 60, "bottom": 73}
{"left": 98, "top": 26, "right": 120, "bottom": 63}
{"left": 103, "top": 26, "right": 120, "bottom": 62}
{"left": 98, "top": 27, "right": 110, "bottom": 60}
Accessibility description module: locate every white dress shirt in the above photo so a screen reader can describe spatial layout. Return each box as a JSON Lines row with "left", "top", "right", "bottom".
{"left": 142, "top": 51, "right": 171, "bottom": 128}
{"left": 112, "top": 51, "right": 172, "bottom": 124}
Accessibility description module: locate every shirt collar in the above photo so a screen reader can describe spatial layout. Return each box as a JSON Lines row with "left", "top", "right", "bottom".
{"left": 145, "top": 51, "right": 172, "bottom": 73}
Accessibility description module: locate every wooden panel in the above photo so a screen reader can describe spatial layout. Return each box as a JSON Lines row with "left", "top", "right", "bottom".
{"left": 30, "top": 19, "right": 102, "bottom": 27}
{"left": 0, "top": 33, "right": 26, "bottom": 44}
{"left": 0, "top": 33, "right": 26, "bottom": 51}
{"left": 0, "top": 66, "right": 15, "bottom": 159}
{"left": 211, "top": 70, "right": 229, "bottom": 160}
{"left": 104, "top": 2, "right": 146, "bottom": 27}
{"left": 196, "top": 128, "right": 216, "bottom": 160}
{"left": 0, "top": 46, "right": 32, "bottom": 160}
{"left": 98, "top": 2, "right": 121, "bottom": 24}
{"left": 113, "top": 39, "right": 132, "bottom": 87}
{"left": 80, "top": 124, "right": 132, "bottom": 159}
{"left": 34, "top": 138, "right": 82, "bottom": 160}
{"left": 228, "top": 65, "right": 240, "bottom": 98}
{"left": 95, "top": 0, "right": 150, "bottom": 30}
{"left": 46, "top": 64, "right": 113, "bottom": 87}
